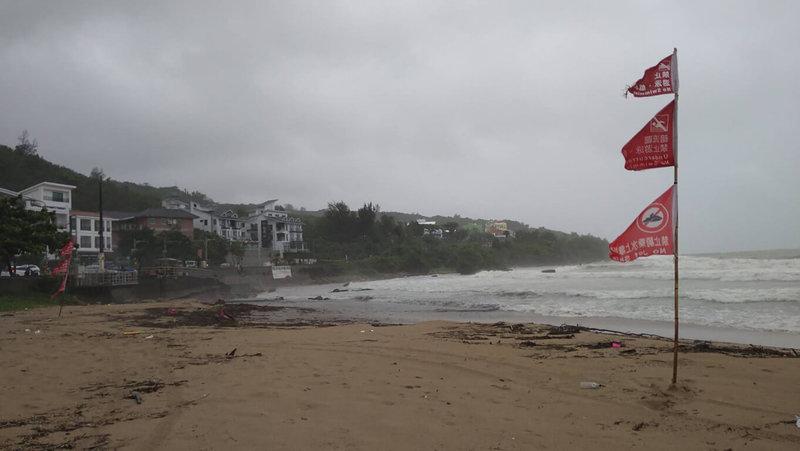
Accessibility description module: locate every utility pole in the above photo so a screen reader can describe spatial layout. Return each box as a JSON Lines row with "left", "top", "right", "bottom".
{"left": 97, "top": 170, "right": 105, "bottom": 274}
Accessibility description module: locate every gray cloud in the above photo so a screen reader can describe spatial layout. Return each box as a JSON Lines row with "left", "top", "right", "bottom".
{"left": 1, "top": 0, "right": 798, "bottom": 253}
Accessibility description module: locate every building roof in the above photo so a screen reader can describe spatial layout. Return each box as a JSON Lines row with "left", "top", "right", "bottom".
{"left": 134, "top": 208, "right": 198, "bottom": 219}
{"left": 70, "top": 210, "right": 101, "bottom": 217}
{"left": 20, "top": 181, "right": 77, "bottom": 192}
{"left": 0, "top": 187, "right": 19, "bottom": 197}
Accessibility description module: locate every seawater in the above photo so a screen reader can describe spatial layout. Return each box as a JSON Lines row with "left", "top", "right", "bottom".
{"left": 253, "top": 250, "right": 800, "bottom": 347}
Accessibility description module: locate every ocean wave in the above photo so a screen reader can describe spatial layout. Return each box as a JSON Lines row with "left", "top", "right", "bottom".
{"left": 684, "top": 288, "right": 800, "bottom": 304}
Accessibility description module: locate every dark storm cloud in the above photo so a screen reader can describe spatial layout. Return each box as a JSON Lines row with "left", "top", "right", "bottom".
{"left": 1, "top": 0, "right": 798, "bottom": 253}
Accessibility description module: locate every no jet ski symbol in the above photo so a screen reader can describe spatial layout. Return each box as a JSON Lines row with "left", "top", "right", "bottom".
{"left": 636, "top": 202, "right": 669, "bottom": 234}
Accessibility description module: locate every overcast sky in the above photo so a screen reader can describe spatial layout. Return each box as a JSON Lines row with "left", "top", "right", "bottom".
{"left": 1, "top": 1, "right": 798, "bottom": 254}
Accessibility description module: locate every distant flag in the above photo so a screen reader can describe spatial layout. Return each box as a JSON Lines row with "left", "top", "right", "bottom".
{"left": 621, "top": 100, "right": 676, "bottom": 170}
{"left": 626, "top": 50, "right": 678, "bottom": 98}
{"left": 52, "top": 256, "right": 71, "bottom": 275}
{"left": 59, "top": 239, "right": 75, "bottom": 259}
{"left": 610, "top": 185, "right": 676, "bottom": 263}
{"left": 51, "top": 268, "right": 69, "bottom": 299}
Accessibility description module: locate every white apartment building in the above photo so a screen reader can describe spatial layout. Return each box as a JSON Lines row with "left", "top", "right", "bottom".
{"left": 163, "top": 198, "right": 215, "bottom": 233}
{"left": 18, "top": 182, "right": 76, "bottom": 232}
{"left": 70, "top": 210, "right": 113, "bottom": 254}
{"left": 245, "top": 200, "right": 306, "bottom": 256}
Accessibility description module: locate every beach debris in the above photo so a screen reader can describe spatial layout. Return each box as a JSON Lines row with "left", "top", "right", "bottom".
{"left": 226, "top": 348, "right": 237, "bottom": 358}
{"left": 580, "top": 381, "right": 603, "bottom": 389}
{"left": 123, "top": 330, "right": 143, "bottom": 335}
{"left": 126, "top": 392, "right": 143, "bottom": 404}
{"left": 632, "top": 422, "right": 645, "bottom": 431}
{"left": 24, "top": 328, "right": 31, "bottom": 333}
{"left": 585, "top": 341, "right": 625, "bottom": 349}
{"left": 217, "top": 308, "right": 235, "bottom": 321}
{"left": 308, "top": 296, "right": 329, "bottom": 300}
{"left": 541, "top": 269, "right": 556, "bottom": 273}
{"left": 167, "top": 308, "right": 179, "bottom": 315}
{"left": 145, "top": 334, "right": 154, "bottom": 339}
{"left": 796, "top": 415, "right": 800, "bottom": 428}
{"left": 548, "top": 324, "right": 582, "bottom": 336}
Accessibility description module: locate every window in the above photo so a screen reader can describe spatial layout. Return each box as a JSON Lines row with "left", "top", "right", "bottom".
{"left": 162, "top": 218, "right": 168, "bottom": 225}
{"left": 80, "top": 219, "right": 92, "bottom": 231}
{"left": 80, "top": 236, "right": 91, "bottom": 249}
{"left": 150, "top": 218, "right": 156, "bottom": 225}
{"left": 105, "top": 221, "right": 111, "bottom": 232}
{"left": 94, "top": 220, "right": 100, "bottom": 231}
{"left": 95, "top": 237, "right": 100, "bottom": 249}
{"left": 106, "top": 237, "right": 111, "bottom": 249}
{"left": 51, "top": 191, "right": 64, "bottom": 202}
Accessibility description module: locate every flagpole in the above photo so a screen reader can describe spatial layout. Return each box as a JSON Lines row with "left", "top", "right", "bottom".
{"left": 671, "top": 48, "right": 680, "bottom": 385}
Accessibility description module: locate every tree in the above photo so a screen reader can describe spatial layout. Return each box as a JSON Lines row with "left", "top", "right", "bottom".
{"left": 0, "top": 196, "right": 69, "bottom": 276}
{"left": 230, "top": 241, "right": 245, "bottom": 266}
{"left": 15, "top": 130, "right": 38, "bottom": 156}
{"left": 192, "top": 230, "right": 230, "bottom": 265}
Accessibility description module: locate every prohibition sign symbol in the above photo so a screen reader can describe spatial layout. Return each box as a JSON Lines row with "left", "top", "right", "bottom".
{"left": 636, "top": 202, "right": 669, "bottom": 234}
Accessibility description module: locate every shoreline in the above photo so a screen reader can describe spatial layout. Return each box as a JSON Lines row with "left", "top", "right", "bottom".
{"left": 1, "top": 300, "right": 798, "bottom": 450}
{"left": 236, "top": 279, "right": 800, "bottom": 350}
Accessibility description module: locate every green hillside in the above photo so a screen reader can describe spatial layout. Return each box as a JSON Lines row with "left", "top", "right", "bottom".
{"left": 0, "top": 145, "right": 209, "bottom": 212}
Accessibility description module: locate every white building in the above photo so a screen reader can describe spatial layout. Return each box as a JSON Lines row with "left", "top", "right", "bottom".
{"left": 18, "top": 182, "right": 76, "bottom": 232}
{"left": 70, "top": 210, "right": 113, "bottom": 254}
{"left": 245, "top": 200, "right": 306, "bottom": 256}
{"left": 163, "top": 198, "right": 216, "bottom": 233}
{"left": 216, "top": 209, "right": 246, "bottom": 241}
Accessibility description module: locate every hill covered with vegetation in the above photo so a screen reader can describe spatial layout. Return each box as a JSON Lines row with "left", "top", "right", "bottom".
{"left": 1, "top": 142, "right": 609, "bottom": 274}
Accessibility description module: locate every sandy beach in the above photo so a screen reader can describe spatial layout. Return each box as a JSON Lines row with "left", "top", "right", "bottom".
{"left": 1, "top": 300, "right": 798, "bottom": 450}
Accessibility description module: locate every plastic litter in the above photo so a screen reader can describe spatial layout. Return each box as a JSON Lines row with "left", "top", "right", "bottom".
{"left": 580, "top": 381, "right": 603, "bottom": 389}
{"left": 796, "top": 415, "right": 800, "bottom": 428}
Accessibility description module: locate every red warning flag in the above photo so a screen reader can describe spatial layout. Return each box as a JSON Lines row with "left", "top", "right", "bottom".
{"left": 610, "top": 185, "right": 676, "bottom": 263}
{"left": 621, "top": 100, "right": 675, "bottom": 170}
{"left": 627, "top": 51, "right": 677, "bottom": 98}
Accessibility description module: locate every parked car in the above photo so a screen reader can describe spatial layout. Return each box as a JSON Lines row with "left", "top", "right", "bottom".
{"left": 14, "top": 264, "right": 40, "bottom": 276}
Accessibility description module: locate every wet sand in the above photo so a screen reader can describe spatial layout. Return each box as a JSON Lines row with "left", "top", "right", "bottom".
{"left": 1, "top": 300, "right": 798, "bottom": 450}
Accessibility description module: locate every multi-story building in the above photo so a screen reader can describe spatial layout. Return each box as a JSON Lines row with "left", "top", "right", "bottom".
{"left": 216, "top": 209, "right": 246, "bottom": 241}
{"left": 163, "top": 198, "right": 215, "bottom": 233}
{"left": 114, "top": 208, "right": 197, "bottom": 239}
{"left": 245, "top": 200, "right": 306, "bottom": 256}
{"left": 17, "top": 182, "right": 76, "bottom": 232}
{"left": 70, "top": 210, "right": 113, "bottom": 254}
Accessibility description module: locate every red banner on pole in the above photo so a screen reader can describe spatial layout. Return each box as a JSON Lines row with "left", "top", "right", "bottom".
{"left": 627, "top": 51, "right": 677, "bottom": 98}
{"left": 610, "top": 185, "right": 676, "bottom": 262}
{"left": 51, "top": 271, "right": 69, "bottom": 299}
{"left": 52, "top": 255, "right": 71, "bottom": 275}
{"left": 621, "top": 100, "right": 675, "bottom": 170}
{"left": 59, "top": 239, "right": 75, "bottom": 259}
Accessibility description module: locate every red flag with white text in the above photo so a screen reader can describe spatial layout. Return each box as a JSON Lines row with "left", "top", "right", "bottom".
{"left": 621, "top": 100, "right": 675, "bottom": 170}
{"left": 51, "top": 271, "right": 69, "bottom": 299}
{"left": 610, "top": 185, "right": 676, "bottom": 262}
{"left": 59, "top": 239, "right": 75, "bottom": 259}
{"left": 627, "top": 51, "right": 678, "bottom": 98}
{"left": 52, "top": 255, "right": 71, "bottom": 275}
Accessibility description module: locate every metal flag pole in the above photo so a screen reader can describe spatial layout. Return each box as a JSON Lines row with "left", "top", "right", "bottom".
{"left": 671, "top": 48, "right": 680, "bottom": 385}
